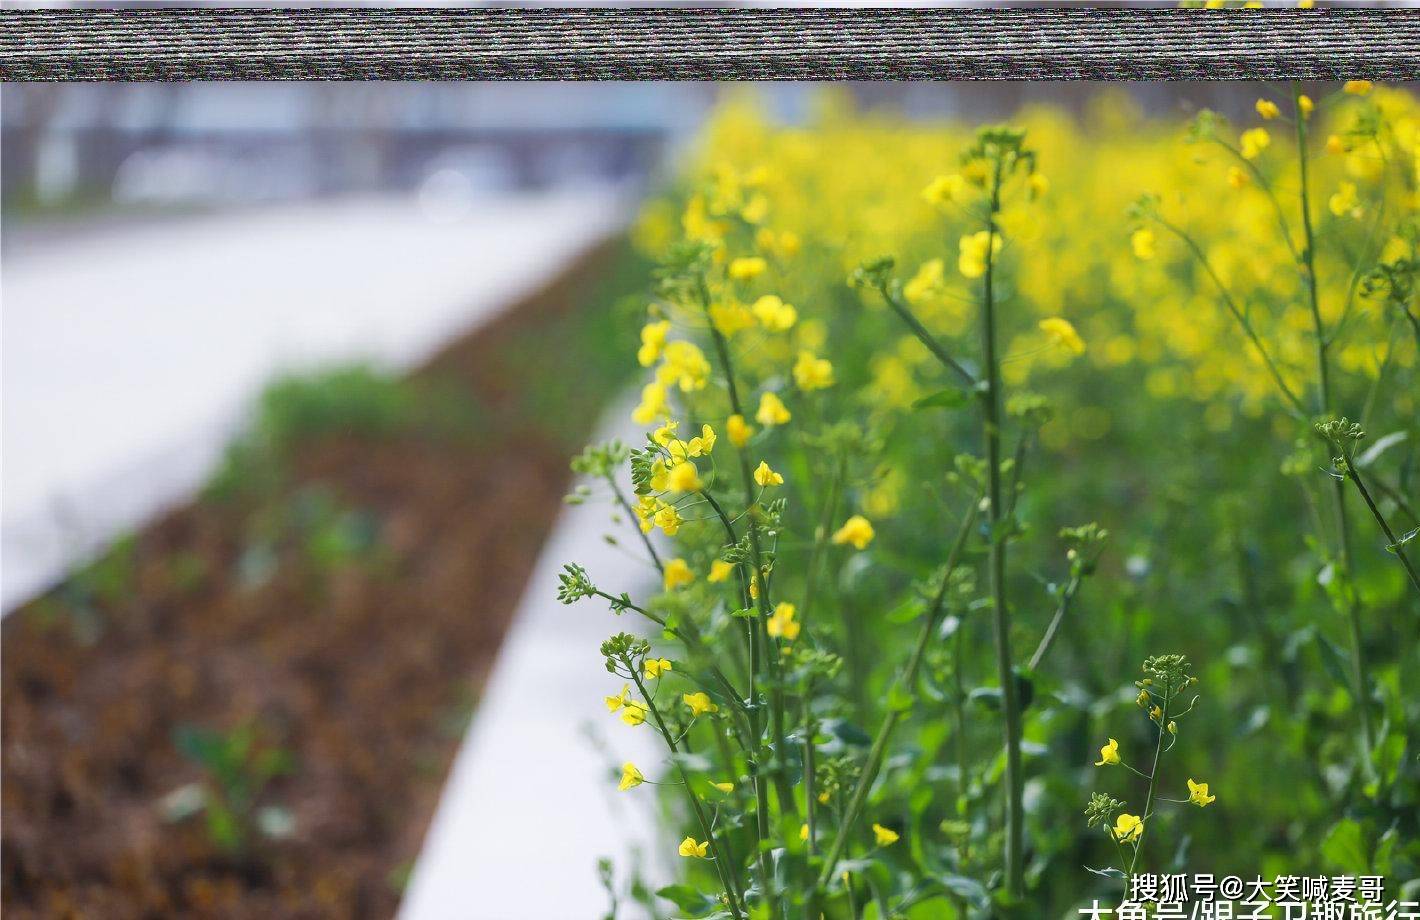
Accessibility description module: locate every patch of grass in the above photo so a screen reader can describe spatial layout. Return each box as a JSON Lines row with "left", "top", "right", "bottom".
{"left": 259, "top": 365, "right": 418, "bottom": 448}
{"left": 169, "top": 720, "right": 296, "bottom": 857}
{"left": 205, "top": 364, "right": 485, "bottom": 503}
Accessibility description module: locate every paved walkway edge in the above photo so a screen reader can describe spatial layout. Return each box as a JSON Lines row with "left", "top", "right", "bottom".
{"left": 398, "top": 396, "right": 672, "bottom": 920}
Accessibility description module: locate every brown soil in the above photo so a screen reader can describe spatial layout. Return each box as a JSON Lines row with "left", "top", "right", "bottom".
{"left": 2, "top": 238, "right": 633, "bottom": 919}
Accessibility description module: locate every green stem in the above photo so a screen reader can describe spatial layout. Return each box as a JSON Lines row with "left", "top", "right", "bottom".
{"left": 1342, "top": 458, "right": 1420, "bottom": 596}
{"left": 953, "top": 606, "right": 971, "bottom": 828}
{"left": 630, "top": 669, "right": 745, "bottom": 920}
{"left": 1294, "top": 86, "right": 1332, "bottom": 409}
{"left": 800, "top": 453, "right": 846, "bottom": 635}
{"left": 606, "top": 475, "right": 664, "bottom": 573}
{"left": 875, "top": 283, "right": 977, "bottom": 388}
{"left": 815, "top": 502, "right": 979, "bottom": 891}
{"left": 803, "top": 679, "right": 818, "bottom": 858}
{"left": 698, "top": 280, "right": 789, "bottom": 915}
{"left": 1127, "top": 691, "right": 1169, "bottom": 881}
{"left": 1155, "top": 217, "right": 1308, "bottom": 419}
{"left": 980, "top": 158, "right": 1026, "bottom": 901}
{"left": 1026, "top": 573, "right": 1082, "bottom": 673}
{"left": 1294, "top": 83, "right": 1376, "bottom": 779}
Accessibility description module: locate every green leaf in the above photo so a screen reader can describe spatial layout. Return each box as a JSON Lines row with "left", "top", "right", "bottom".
{"left": 823, "top": 718, "right": 873, "bottom": 747}
{"left": 887, "top": 683, "right": 915, "bottom": 713}
{"left": 912, "top": 389, "right": 969, "bottom": 411}
{"left": 886, "top": 598, "right": 925, "bottom": 625}
{"left": 1320, "top": 819, "right": 1369, "bottom": 872}
{"left": 655, "top": 884, "right": 720, "bottom": 916}
{"left": 1314, "top": 633, "right": 1354, "bottom": 698}
{"left": 938, "top": 875, "right": 990, "bottom": 908}
{"left": 1386, "top": 525, "right": 1419, "bottom": 554}
{"left": 968, "top": 687, "right": 1003, "bottom": 710}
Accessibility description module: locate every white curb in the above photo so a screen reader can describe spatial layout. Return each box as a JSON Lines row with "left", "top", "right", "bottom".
{"left": 399, "top": 398, "right": 672, "bottom": 920}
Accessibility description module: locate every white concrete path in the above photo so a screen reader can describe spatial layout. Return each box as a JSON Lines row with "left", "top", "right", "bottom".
{"left": 398, "top": 399, "right": 672, "bottom": 920}
{"left": 1, "top": 189, "right": 629, "bottom": 612}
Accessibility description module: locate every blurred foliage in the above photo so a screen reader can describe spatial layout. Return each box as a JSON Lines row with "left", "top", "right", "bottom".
{"left": 205, "top": 364, "right": 484, "bottom": 502}
{"left": 169, "top": 720, "right": 295, "bottom": 857}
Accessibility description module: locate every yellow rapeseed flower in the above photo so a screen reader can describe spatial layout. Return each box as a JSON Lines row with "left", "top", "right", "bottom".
{"left": 767, "top": 602, "right": 800, "bottom": 641}
{"left": 644, "top": 657, "right": 673, "bottom": 679}
{"left": 1344, "top": 80, "right": 1373, "bottom": 96}
{"left": 1095, "top": 738, "right": 1121, "bottom": 766}
{"left": 756, "top": 392, "right": 792, "bottom": 426}
{"left": 649, "top": 459, "right": 670, "bottom": 492}
{"left": 756, "top": 227, "right": 800, "bottom": 259}
{"left": 872, "top": 823, "right": 900, "bottom": 846}
{"left": 632, "top": 381, "right": 670, "bottom": 425}
{"left": 1187, "top": 778, "right": 1217, "bottom": 807}
{"left": 708, "top": 559, "right": 735, "bottom": 583}
{"left": 1112, "top": 813, "right": 1144, "bottom": 843}
{"left": 605, "top": 684, "right": 631, "bottom": 713}
{"left": 754, "top": 460, "right": 784, "bottom": 487}
{"left": 633, "top": 495, "right": 656, "bottom": 533}
{"left": 678, "top": 837, "right": 710, "bottom": 858}
{"left": 751, "top": 294, "right": 798, "bottom": 331}
{"left": 793, "top": 350, "right": 835, "bottom": 390}
{"left": 726, "top": 413, "right": 753, "bottom": 447}
{"left": 709, "top": 301, "right": 756, "bottom": 337}
{"left": 681, "top": 423, "right": 715, "bottom": 457}
{"left": 903, "top": 259, "right": 945, "bottom": 305}
{"left": 653, "top": 502, "right": 682, "bottom": 536}
{"left": 799, "top": 823, "right": 810, "bottom": 841}
{"left": 667, "top": 460, "right": 702, "bottom": 494}
{"left": 663, "top": 558, "right": 695, "bottom": 591}
{"left": 659, "top": 341, "right": 711, "bottom": 392}
{"left": 1131, "top": 228, "right": 1156, "bottom": 260}
{"left": 1239, "top": 127, "right": 1271, "bottom": 160}
{"left": 652, "top": 420, "right": 678, "bottom": 447}
{"left": 683, "top": 692, "right": 719, "bottom": 717}
{"left": 921, "top": 173, "right": 967, "bottom": 209}
{"left": 728, "top": 256, "right": 768, "bottom": 281}
{"left": 1227, "top": 166, "right": 1248, "bottom": 189}
{"left": 1255, "top": 99, "right": 1280, "bottom": 120}
{"left": 712, "top": 781, "right": 735, "bottom": 793}
{"left": 832, "top": 515, "right": 875, "bottom": 550}
{"left": 1040, "top": 317, "right": 1086, "bottom": 356}
{"left": 637, "top": 320, "right": 671, "bottom": 367}
{"left": 1329, "top": 181, "right": 1361, "bottom": 218}
{"left": 958, "top": 230, "right": 1003, "bottom": 279}
{"left": 621, "top": 701, "right": 649, "bottom": 726}
{"left": 1298, "top": 94, "right": 1314, "bottom": 117}
{"left": 741, "top": 192, "right": 769, "bottom": 224}
{"left": 1326, "top": 134, "right": 1348, "bottom": 155}
{"left": 619, "top": 762, "right": 645, "bottom": 791}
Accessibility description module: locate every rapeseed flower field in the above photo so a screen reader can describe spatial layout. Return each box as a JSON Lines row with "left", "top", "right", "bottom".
{"left": 561, "top": 83, "right": 1418, "bottom": 918}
